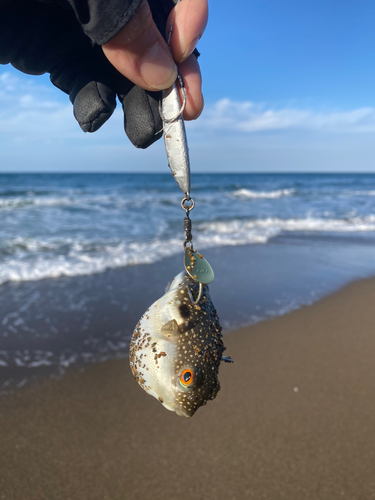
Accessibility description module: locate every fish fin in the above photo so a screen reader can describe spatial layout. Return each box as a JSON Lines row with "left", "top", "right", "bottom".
{"left": 165, "top": 282, "right": 171, "bottom": 293}
{"left": 161, "top": 319, "right": 179, "bottom": 336}
{"left": 221, "top": 356, "right": 234, "bottom": 363}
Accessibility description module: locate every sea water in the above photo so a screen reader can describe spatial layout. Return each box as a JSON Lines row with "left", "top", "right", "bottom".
{"left": 1, "top": 173, "right": 375, "bottom": 385}
{"left": 1, "top": 172, "right": 375, "bottom": 285}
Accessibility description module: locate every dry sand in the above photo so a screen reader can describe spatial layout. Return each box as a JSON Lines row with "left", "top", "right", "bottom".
{"left": 1, "top": 277, "right": 375, "bottom": 500}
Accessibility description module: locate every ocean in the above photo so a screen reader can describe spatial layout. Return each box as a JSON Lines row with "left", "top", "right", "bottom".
{"left": 1, "top": 172, "right": 375, "bottom": 388}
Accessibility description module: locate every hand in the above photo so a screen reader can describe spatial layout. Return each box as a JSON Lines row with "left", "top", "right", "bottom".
{"left": 0, "top": 0, "right": 207, "bottom": 148}
{"left": 103, "top": 0, "right": 208, "bottom": 121}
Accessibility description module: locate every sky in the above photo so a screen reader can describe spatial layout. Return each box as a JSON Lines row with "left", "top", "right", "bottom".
{"left": 1, "top": 0, "right": 375, "bottom": 173}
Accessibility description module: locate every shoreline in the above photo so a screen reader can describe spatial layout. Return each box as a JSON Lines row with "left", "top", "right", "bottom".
{"left": 2, "top": 235, "right": 375, "bottom": 387}
{"left": 2, "top": 276, "right": 375, "bottom": 498}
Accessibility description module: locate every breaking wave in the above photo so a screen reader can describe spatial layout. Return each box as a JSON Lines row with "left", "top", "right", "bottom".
{"left": 199, "top": 215, "right": 375, "bottom": 236}
{"left": 0, "top": 193, "right": 180, "bottom": 211}
{"left": 1, "top": 216, "right": 375, "bottom": 285}
{"left": 231, "top": 188, "right": 295, "bottom": 199}
{"left": 349, "top": 190, "right": 375, "bottom": 196}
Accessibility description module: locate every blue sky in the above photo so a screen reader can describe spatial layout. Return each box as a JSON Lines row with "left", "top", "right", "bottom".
{"left": 1, "top": 0, "right": 375, "bottom": 172}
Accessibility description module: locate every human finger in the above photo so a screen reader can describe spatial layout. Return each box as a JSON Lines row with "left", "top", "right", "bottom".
{"left": 167, "top": 0, "right": 208, "bottom": 63}
{"left": 102, "top": 0, "right": 177, "bottom": 91}
{"left": 178, "top": 53, "right": 203, "bottom": 120}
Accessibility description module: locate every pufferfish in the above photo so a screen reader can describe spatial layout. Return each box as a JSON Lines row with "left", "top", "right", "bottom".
{"left": 129, "top": 271, "right": 231, "bottom": 418}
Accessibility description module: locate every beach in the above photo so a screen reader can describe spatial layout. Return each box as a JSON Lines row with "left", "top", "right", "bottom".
{"left": 2, "top": 172, "right": 375, "bottom": 379}
{"left": 2, "top": 276, "right": 375, "bottom": 499}
{"left": 2, "top": 173, "right": 375, "bottom": 498}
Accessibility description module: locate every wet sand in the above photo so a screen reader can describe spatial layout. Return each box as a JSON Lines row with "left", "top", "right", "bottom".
{"left": 1, "top": 277, "right": 375, "bottom": 499}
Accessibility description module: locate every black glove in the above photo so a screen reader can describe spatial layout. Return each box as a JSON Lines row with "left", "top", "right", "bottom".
{"left": 0, "top": 0, "right": 176, "bottom": 149}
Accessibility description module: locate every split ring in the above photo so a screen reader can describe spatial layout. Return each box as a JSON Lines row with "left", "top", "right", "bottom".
{"left": 181, "top": 197, "right": 195, "bottom": 212}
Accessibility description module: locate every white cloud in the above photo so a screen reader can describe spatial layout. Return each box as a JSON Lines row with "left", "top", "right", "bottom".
{"left": 1, "top": 70, "right": 375, "bottom": 172}
{"left": 193, "top": 98, "right": 375, "bottom": 134}
{"left": 0, "top": 71, "right": 76, "bottom": 142}
{"left": 0, "top": 71, "right": 58, "bottom": 105}
{"left": 0, "top": 70, "right": 126, "bottom": 144}
{"left": 2, "top": 70, "right": 375, "bottom": 146}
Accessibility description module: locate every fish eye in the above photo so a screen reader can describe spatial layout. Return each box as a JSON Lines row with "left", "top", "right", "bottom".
{"left": 179, "top": 369, "right": 194, "bottom": 388}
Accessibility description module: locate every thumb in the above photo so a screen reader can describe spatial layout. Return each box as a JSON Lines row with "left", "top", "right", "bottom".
{"left": 102, "top": 0, "right": 177, "bottom": 92}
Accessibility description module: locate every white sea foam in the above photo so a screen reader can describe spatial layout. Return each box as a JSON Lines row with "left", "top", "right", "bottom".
{"left": 1, "top": 216, "right": 375, "bottom": 285}
{"left": 0, "top": 192, "right": 179, "bottom": 211}
{"left": 0, "top": 237, "right": 182, "bottom": 286}
{"left": 199, "top": 216, "right": 375, "bottom": 236}
{"left": 2, "top": 188, "right": 373, "bottom": 212}
{"left": 350, "top": 190, "right": 375, "bottom": 196}
{"left": 231, "top": 188, "right": 295, "bottom": 199}
{"left": 0, "top": 196, "right": 76, "bottom": 209}
{"left": 27, "top": 360, "right": 53, "bottom": 368}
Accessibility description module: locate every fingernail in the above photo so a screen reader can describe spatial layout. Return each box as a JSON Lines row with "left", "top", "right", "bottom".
{"left": 182, "top": 36, "right": 200, "bottom": 61}
{"left": 140, "top": 41, "right": 177, "bottom": 90}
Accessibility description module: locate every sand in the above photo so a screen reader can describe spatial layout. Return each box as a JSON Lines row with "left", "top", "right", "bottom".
{"left": 1, "top": 277, "right": 375, "bottom": 500}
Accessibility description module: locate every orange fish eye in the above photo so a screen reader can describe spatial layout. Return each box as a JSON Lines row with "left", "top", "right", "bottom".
{"left": 180, "top": 369, "right": 194, "bottom": 387}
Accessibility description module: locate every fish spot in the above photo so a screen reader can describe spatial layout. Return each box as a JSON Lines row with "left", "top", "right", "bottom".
{"left": 179, "top": 304, "right": 190, "bottom": 319}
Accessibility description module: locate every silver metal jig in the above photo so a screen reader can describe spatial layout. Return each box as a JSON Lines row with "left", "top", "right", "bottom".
{"left": 160, "top": 80, "right": 190, "bottom": 198}
{"left": 160, "top": 16, "right": 191, "bottom": 198}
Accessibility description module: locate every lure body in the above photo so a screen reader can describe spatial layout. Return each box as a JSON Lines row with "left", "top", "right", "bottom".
{"left": 161, "top": 83, "right": 191, "bottom": 197}
{"left": 129, "top": 272, "right": 226, "bottom": 418}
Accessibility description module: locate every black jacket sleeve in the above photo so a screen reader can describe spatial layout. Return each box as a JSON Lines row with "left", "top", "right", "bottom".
{"left": 64, "top": 0, "right": 142, "bottom": 45}
{"left": 63, "top": 0, "right": 176, "bottom": 45}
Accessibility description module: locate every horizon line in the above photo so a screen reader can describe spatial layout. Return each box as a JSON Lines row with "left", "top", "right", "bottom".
{"left": 1, "top": 171, "right": 375, "bottom": 175}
